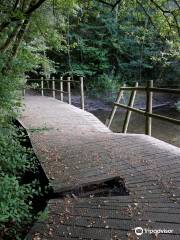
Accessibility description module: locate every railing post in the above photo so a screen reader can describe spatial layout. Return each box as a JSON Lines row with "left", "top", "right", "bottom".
{"left": 47, "top": 74, "right": 50, "bottom": 89}
{"left": 145, "top": 80, "right": 153, "bottom": 136}
{"left": 67, "top": 77, "right": 71, "bottom": 104}
{"left": 52, "top": 77, "right": 55, "bottom": 98}
{"left": 41, "top": 77, "right": 44, "bottom": 96}
{"left": 23, "top": 83, "right": 26, "bottom": 96}
{"left": 122, "top": 82, "right": 138, "bottom": 133}
{"left": 60, "top": 76, "right": 63, "bottom": 101}
{"left": 80, "top": 77, "right": 85, "bottom": 110}
{"left": 107, "top": 84, "right": 125, "bottom": 128}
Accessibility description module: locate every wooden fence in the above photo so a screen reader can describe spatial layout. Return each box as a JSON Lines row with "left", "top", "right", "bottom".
{"left": 107, "top": 80, "right": 180, "bottom": 136}
{"left": 23, "top": 76, "right": 85, "bottom": 110}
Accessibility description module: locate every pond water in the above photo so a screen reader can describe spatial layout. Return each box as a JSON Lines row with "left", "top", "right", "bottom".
{"left": 91, "top": 106, "right": 180, "bottom": 148}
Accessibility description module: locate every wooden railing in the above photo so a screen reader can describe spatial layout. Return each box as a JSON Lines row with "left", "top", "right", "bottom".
{"left": 107, "top": 80, "right": 180, "bottom": 136}
{"left": 23, "top": 76, "right": 85, "bottom": 110}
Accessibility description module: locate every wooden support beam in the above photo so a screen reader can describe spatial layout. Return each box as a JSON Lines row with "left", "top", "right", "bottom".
{"left": 41, "top": 77, "right": 44, "bottom": 96}
{"left": 67, "top": 77, "right": 71, "bottom": 104}
{"left": 22, "top": 87, "right": 26, "bottom": 97}
{"left": 80, "top": 77, "right": 85, "bottom": 110}
{"left": 107, "top": 84, "right": 125, "bottom": 128}
{"left": 122, "top": 82, "right": 138, "bottom": 133}
{"left": 145, "top": 80, "right": 153, "bottom": 136}
{"left": 60, "top": 77, "right": 63, "bottom": 101}
{"left": 52, "top": 77, "right": 55, "bottom": 98}
{"left": 114, "top": 102, "right": 180, "bottom": 125}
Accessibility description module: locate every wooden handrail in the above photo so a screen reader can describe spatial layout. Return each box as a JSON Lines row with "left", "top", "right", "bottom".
{"left": 27, "top": 78, "right": 80, "bottom": 83}
{"left": 119, "top": 86, "right": 180, "bottom": 94}
{"left": 24, "top": 76, "right": 85, "bottom": 110}
{"left": 120, "top": 86, "right": 146, "bottom": 91}
{"left": 25, "top": 86, "right": 68, "bottom": 94}
{"left": 107, "top": 80, "right": 180, "bottom": 136}
{"left": 114, "top": 103, "right": 180, "bottom": 125}
{"left": 149, "top": 87, "right": 180, "bottom": 94}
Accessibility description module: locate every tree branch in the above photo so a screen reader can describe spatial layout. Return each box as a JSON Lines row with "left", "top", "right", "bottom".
{"left": 150, "top": 0, "right": 170, "bottom": 14}
{"left": 94, "top": 0, "right": 122, "bottom": 10}
{"left": 94, "top": 0, "right": 114, "bottom": 7}
{"left": 12, "top": 18, "right": 30, "bottom": 58}
{"left": 13, "top": 0, "right": 21, "bottom": 11}
{"left": 136, "top": 0, "right": 156, "bottom": 30}
{"left": 0, "top": 21, "right": 12, "bottom": 33}
{"left": 173, "top": 0, "right": 180, "bottom": 9}
{"left": 112, "top": 0, "right": 122, "bottom": 10}
{"left": 0, "top": 23, "right": 23, "bottom": 52}
{"left": 2, "top": 17, "right": 31, "bottom": 74}
{"left": 171, "top": 11, "right": 180, "bottom": 35}
{"left": 150, "top": 0, "right": 180, "bottom": 36}
{"left": 26, "top": 0, "right": 46, "bottom": 14}
{"left": 0, "top": 0, "right": 46, "bottom": 33}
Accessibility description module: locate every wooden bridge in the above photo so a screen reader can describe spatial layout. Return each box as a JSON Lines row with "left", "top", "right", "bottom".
{"left": 20, "top": 80, "right": 180, "bottom": 240}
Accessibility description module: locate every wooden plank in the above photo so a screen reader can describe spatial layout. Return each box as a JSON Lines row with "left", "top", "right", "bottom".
{"left": 20, "top": 96, "right": 180, "bottom": 240}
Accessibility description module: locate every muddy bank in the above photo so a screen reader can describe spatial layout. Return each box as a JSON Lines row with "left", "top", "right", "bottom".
{"left": 70, "top": 93, "right": 178, "bottom": 112}
{"left": 27, "top": 89, "right": 179, "bottom": 112}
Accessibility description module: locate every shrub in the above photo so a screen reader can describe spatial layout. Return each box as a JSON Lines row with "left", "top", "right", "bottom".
{"left": 0, "top": 126, "right": 41, "bottom": 239}
{"left": 0, "top": 127, "right": 29, "bottom": 176}
{"left": 0, "top": 175, "right": 32, "bottom": 238}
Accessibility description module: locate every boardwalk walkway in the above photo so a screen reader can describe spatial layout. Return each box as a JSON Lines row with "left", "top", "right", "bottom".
{"left": 20, "top": 96, "right": 180, "bottom": 240}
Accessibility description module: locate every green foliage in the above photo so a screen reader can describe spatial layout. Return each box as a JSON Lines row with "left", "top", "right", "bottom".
{"left": 0, "top": 73, "right": 21, "bottom": 125}
{"left": 37, "top": 208, "right": 49, "bottom": 222}
{"left": 0, "top": 128, "right": 28, "bottom": 175}
{"left": 0, "top": 174, "right": 33, "bottom": 224}
{"left": 0, "top": 3, "right": 57, "bottom": 239}
{"left": 53, "top": 1, "right": 179, "bottom": 91}
{"left": 0, "top": 126, "right": 42, "bottom": 239}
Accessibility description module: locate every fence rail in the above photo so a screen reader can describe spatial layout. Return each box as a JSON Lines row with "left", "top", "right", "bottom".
{"left": 120, "top": 86, "right": 180, "bottom": 94}
{"left": 23, "top": 76, "right": 85, "bottom": 110}
{"left": 107, "top": 80, "right": 180, "bottom": 136}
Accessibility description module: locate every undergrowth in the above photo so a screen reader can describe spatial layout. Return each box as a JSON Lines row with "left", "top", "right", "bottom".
{"left": 0, "top": 124, "right": 47, "bottom": 240}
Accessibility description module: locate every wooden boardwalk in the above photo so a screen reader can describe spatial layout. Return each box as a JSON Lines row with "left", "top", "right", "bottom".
{"left": 20, "top": 96, "right": 180, "bottom": 240}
